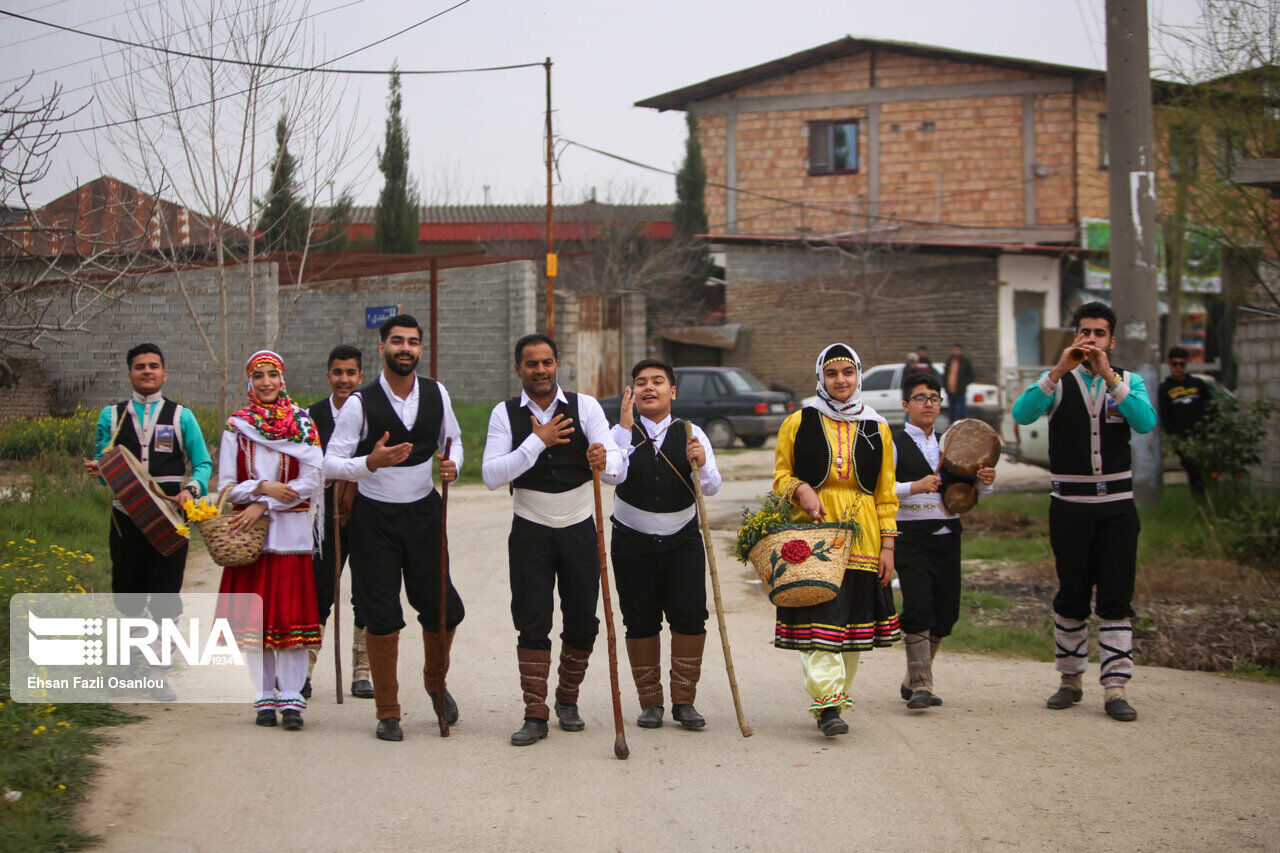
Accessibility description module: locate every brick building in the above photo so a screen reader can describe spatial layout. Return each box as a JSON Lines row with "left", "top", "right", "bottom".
{"left": 634, "top": 37, "right": 1169, "bottom": 389}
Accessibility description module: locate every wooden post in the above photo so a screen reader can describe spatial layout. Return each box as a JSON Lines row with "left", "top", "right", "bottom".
{"left": 544, "top": 57, "right": 556, "bottom": 339}
{"left": 429, "top": 257, "right": 439, "bottom": 378}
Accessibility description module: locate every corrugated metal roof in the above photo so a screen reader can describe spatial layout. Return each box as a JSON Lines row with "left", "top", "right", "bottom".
{"left": 636, "top": 36, "right": 1104, "bottom": 112}
{"left": 345, "top": 201, "right": 673, "bottom": 225}
{"left": 704, "top": 232, "right": 1073, "bottom": 256}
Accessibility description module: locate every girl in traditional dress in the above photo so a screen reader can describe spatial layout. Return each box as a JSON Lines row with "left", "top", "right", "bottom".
{"left": 772, "top": 343, "right": 901, "bottom": 735}
{"left": 219, "top": 350, "right": 324, "bottom": 730}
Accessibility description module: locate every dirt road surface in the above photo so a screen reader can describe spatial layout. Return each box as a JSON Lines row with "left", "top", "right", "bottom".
{"left": 78, "top": 452, "right": 1279, "bottom": 851}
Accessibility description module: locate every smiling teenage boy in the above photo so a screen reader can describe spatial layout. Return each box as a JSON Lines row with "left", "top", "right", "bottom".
{"left": 1012, "top": 302, "right": 1156, "bottom": 721}
{"left": 610, "top": 359, "right": 722, "bottom": 730}
{"left": 892, "top": 371, "right": 994, "bottom": 710}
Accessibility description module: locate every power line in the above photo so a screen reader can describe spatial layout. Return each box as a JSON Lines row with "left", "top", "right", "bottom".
{"left": 0, "top": 0, "right": 168, "bottom": 50}
{"left": 49, "top": 0, "right": 494, "bottom": 137}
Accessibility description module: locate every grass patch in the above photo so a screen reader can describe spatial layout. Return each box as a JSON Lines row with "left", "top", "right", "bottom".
{"left": 452, "top": 401, "right": 491, "bottom": 485}
{"left": 0, "top": 458, "right": 136, "bottom": 851}
{"left": 897, "top": 587, "right": 1054, "bottom": 661}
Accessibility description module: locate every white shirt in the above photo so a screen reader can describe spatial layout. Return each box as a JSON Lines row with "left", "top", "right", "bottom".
{"left": 610, "top": 415, "right": 721, "bottom": 536}
{"left": 321, "top": 373, "right": 463, "bottom": 504}
{"left": 892, "top": 421, "right": 994, "bottom": 534}
{"left": 218, "top": 429, "right": 323, "bottom": 554}
{"left": 481, "top": 386, "right": 623, "bottom": 528}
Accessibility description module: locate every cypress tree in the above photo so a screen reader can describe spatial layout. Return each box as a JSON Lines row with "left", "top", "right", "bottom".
{"left": 258, "top": 117, "right": 308, "bottom": 252}
{"left": 374, "top": 66, "right": 419, "bottom": 254}
{"left": 673, "top": 109, "right": 711, "bottom": 299}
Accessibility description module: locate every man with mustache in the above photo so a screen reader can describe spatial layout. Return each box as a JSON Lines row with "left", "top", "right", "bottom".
{"left": 322, "top": 315, "right": 465, "bottom": 742}
{"left": 304, "top": 344, "right": 374, "bottom": 700}
{"left": 482, "top": 334, "right": 624, "bottom": 746}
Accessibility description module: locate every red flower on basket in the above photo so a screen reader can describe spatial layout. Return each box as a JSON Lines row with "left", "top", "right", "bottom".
{"left": 779, "top": 540, "right": 812, "bottom": 563}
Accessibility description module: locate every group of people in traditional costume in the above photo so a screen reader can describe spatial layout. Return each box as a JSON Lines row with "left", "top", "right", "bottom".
{"left": 88, "top": 299, "right": 1155, "bottom": 738}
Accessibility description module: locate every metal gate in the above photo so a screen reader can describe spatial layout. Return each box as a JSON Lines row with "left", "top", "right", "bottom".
{"left": 575, "top": 293, "right": 624, "bottom": 398}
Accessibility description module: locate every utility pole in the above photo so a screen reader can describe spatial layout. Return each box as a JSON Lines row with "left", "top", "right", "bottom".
{"left": 1105, "top": 0, "right": 1163, "bottom": 505}
{"left": 544, "top": 57, "right": 557, "bottom": 339}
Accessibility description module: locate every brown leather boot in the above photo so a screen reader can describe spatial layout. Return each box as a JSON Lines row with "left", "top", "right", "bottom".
{"left": 364, "top": 630, "right": 401, "bottom": 723}
{"left": 904, "top": 632, "right": 936, "bottom": 711}
{"left": 517, "top": 647, "right": 552, "bottom": 722}
{"left": 423, "top": 629, "right": 458, "bottom": 724}
{"left": 669, "top": 632, "right": 706, "bottom": 729}
{"left": 350, "top": 626, "right": 374, "bottom": 698}
{"left": 626, "top": 635, "right": 663, "bottom": 726}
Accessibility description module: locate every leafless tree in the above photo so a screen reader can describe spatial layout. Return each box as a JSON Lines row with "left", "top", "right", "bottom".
{"left": 0, "top": 75, "right": 151, "bottom": 386}
{"left": 96, "top": 0, "right": 361, "bottom": 413}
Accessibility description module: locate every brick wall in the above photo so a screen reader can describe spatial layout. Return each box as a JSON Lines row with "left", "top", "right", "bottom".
{"left": 0, "top": 359, "right": 54, "bottom": 421}
{"left": 721, "top": 245, "right": 1000, "bottom": 395}
{"left": 1234, "top": 316, "right": 1280, "bottom": 486}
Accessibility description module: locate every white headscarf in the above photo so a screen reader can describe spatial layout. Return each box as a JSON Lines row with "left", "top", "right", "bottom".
{"left": 809, "top": 343, "right": 886, "bottom": 424}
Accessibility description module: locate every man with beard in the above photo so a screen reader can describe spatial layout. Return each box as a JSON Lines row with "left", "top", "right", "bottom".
{"left": 482, "top": 334, "right": 624, "bottom": 747}
{"left": 322, "top": 315, "right": 465, "bottom": 741}
{"left": 304, "top": 344, "right": 374, "bottom": 700}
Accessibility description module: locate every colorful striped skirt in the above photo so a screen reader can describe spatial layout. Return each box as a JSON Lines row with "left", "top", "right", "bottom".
{"left": 774, "top": 568, "right": 900, "bottom": 652}
{"left": 217, "top": 552, "right": 322, "bottom": 650}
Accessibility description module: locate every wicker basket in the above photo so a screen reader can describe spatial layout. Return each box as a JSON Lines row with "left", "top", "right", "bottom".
{"left": 193, "top": 486, "right": 269, "bottom": 567}
{"left": 747, "top": 523, "right": 854, "bottom": 608}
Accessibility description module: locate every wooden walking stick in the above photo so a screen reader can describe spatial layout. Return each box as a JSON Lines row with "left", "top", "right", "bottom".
{"left": 686, "top": 422, "right": 753, "bottom": 737}
{"left": 592, "top": 468, "right": 629, "bottom": 760}
{"left": 435, "top": 437, "right": 453, "bottom": 737}
{"left": 332, "top": 500, "right": 344, "bottom": 705}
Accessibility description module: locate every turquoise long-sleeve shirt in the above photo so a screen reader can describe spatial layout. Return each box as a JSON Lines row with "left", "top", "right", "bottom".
{"left": 1012, "top": 367, "right": 1157, "bottom": 435}
{"left": 93, "top": 398, "right": 213, "bottom": 496}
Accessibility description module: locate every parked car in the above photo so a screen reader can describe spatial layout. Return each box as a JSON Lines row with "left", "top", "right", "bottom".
{"left": 799, "top": 363, "right": 1003, "bottom": 431}
{"left": 598, "top": 366, "right": 794, "bottom": 448}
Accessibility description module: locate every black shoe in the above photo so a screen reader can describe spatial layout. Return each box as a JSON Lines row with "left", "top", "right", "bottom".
{"left": 1105, "top": 697, "right": 1137, "bottom": 722}
{"left": 906, "top": 689, "right": 937, "bottom": 710}
{"left": 900, "top": 683, "right": 943, "bottom": 706}
{"left": 1047, "top": 685, "right": 1084, "bottom": 710}
{"left": 554, "top": 700, "right": 585, "bottom": 732}
{"left": 376, "top": 718, "right": 404, "bottom": 741}
{"left": 255, "top": 709, "right": 277, "bottom": 727}
{"left": 671, "top": 704, "right": 706, "bottom": 729}
{"left": 511, "top": 718, "right": 548, "bottom": 746}
{"left": 301, "top": 678, "right": 312, "bottom": 700}
{"left": 351, "top": 679, "right": 374, "bottom": 699}
{"left": 281, "top": 710, "right": 304, "bottom": 730}
{"left": 817, "top": 707, "right": 849, "bottom": 736}
{"left": 428, "top": 690, "right": 459, "bottom": 725}
{"left": 636, "top": 705, "right": 664, "bottom": 729}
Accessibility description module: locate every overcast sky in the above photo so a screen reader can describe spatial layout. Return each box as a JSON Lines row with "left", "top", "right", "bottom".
{"left": 3, "top": 0, "right": 1209, "bottom": 209}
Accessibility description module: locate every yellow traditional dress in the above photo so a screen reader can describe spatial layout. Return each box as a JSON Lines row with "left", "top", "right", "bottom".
{"left": 771, "top": 406, "right": 901, "bottom": 717}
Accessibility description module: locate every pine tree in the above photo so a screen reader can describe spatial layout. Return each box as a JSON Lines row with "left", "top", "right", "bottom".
{"left": 673, "top": 110, "right": 711, "bottom": 301}
{"left": 258, "top": 117, "right": 308, "bottom": 252}
{"left": 374, "top": 67, "right": 419, "bottom": 254}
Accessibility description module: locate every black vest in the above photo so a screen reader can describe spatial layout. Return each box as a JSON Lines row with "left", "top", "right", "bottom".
{"left": 112, "top": 398, "right": 186, "bottom": 496}
{"left": 507, "top": 393, "right": 591, "bottom": 493}
{"left": 1048, "top": 369, "right": 1132, "bottom": 476}
{"left": 615, "top": 421, "right": 695, "bottom": 513}
{"left": 892, "top": 427, "right": 960, "bottom": 535}
{"left": 793, "top": 407, "right": 882, "bottom": 495}
{"left": 353, "top": 378, "right": 442, "bottom": 467}
{"left": 308, "top": 398, "right": 336, "bottom": 450}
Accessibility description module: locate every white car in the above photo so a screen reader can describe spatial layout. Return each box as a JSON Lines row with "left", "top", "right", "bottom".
{"left": 801, "top": 362, "right": 1003, "bottom": 430}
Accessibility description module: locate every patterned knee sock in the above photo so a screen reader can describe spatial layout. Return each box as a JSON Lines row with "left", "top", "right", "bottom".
{"left": 1099, "top": 619, "right": 1134, "bottom": 688}
{"left": 1054, "top": 617, "right": 1088, "bottom": 677}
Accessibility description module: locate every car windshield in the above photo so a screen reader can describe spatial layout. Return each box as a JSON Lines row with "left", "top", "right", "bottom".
{"left": 720, "top": 369, "right": 767, "bottom": 393}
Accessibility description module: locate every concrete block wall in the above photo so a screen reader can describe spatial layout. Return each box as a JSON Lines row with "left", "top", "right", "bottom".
{"left": 0, "top": 359, "right": 54, "bottom": 420}
{"left": 721, "top": 245, "right": 1000, "bottom": 395}
{"left": 1233, "top": 316, "right": 1280, "bottom": 487}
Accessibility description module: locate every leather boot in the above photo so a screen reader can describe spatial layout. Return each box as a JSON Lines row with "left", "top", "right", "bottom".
{"left": 626, "top": 635, "right": 663, "bottom": 726}
{"left": 1047, "top": 673, "right": 1084, "bottom": 710}
{"left": 517, "top": 647, "right": 552, "bottom": 723}
{"left": 554, "top": 644, "right": 591, "bottom": 731}
{"left": 423, "top": 629, "right": 458, "bottom": 725}
{"left": 351, "top": 626, "right": 374, "bottom": 698}
{"left": 364, "top": 630, "right": 401, "bottom": 729}
{"left": 303, "top": 624, "right": 323, "bottom": 700}
{"left": 904, "top": 632, "right": 936, "bottom": 710}
{"left": 669, "top": 632, "right": 706, "bottom": 729}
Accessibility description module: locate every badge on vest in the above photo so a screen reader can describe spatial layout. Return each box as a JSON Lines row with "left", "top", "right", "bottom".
{"left": 153, "top": 424, "right": 175, "bottom": 454}
{"left": 1097, "top": 481, "right": 1108, "bottom": 496}
{"left": 1104, "top": 397, "right": 1126, "bottom": 424}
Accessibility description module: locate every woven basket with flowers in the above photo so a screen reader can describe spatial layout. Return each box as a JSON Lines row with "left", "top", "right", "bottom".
{"left": 183, "top": 486, "right": 269, "bottom": 567}
{"left": 733, "top": 492, "right": 859, "bottom": 608}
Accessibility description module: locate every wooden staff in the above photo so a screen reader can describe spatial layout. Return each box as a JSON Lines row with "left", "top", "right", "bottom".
{"left": 591, "top": 469, "right": 629, "bottom": 760}
{"left": 686, "top": 421, "right": 753, "bottom": 738}
{"left": 332, "top": 499, "right": 344, "bottom": 705}
{"left": 435, "top": 437, "right": 453, "bottom": 737}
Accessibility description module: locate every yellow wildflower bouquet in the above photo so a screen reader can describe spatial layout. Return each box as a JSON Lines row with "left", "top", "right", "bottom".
{"left": 182, "top": 498, "right": 220, "bottom": 522}
{"left": 732, "top": 492, "right": 792, "bottom": 562}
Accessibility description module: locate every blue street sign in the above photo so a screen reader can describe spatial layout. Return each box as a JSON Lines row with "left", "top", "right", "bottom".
{"left": 365, "top": 304, "right": 400, "bottom": 329}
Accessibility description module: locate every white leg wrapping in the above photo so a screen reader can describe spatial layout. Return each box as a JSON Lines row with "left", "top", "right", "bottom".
{"left": 1054, "top": 616, "right": 1088, "bottom": 677}
{"left": 274, "top": 648, "right": 310, "bottom": 712}
{"left": 1098, "top": 619, "right": 1134, "bottom": 688}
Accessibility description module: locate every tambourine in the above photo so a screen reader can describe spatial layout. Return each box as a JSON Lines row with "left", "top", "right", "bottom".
{"left": 938, "top": 419, "right": 1001, "bottom": 514}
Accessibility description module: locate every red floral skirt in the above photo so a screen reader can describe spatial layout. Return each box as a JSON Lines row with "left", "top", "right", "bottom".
{"left": 217, "top": 552, "right": 322, "bottom": 650}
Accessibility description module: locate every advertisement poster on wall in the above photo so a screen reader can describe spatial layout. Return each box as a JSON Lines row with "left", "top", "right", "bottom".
{"left": 1081, "top": 218, "right": 1221, "bottom": 294}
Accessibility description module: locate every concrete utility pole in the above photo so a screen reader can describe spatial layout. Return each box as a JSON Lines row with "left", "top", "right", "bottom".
{"left": 1105, "top": 0, "right": 1163, "bottom": 505}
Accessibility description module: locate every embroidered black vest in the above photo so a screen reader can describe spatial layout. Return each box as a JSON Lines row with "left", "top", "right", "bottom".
{"left": 112, "top": 398, "right": 186, "bottom": 496}
{"left": 793, "top": 407, "right": 882, "bottom": 495}
{"left": 507, "top": 393, "right": 591, "bottom": 493}
{"left": 353, "top": 378, "right": 442, "bottom": 467}
{"left": 615, "top": 421, "right": 695, "bottom": 513}
{"left": 1048, "top": 368, "right": 1132, "bottom": 476}
{"left": 892, "top": 427, "right": 960, "bottom": 535}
